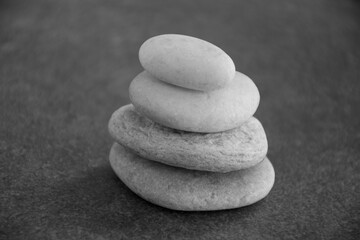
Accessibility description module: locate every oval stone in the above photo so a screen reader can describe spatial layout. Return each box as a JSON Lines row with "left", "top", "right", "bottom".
{"left": 109, "top": 104, "right": 268, "bottom": 172}
{"left": 109, "top": 143, "right": 275, "bottom": 211}
{"left": 129, "top": 71, "right": 260, "bottom": 133}
{"left": 139, "top": 34, "right": 235, "bottom": 91}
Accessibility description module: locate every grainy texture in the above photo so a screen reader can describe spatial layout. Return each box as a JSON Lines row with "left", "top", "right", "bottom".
{"left": 139, "top": 34, "right": 235, "bottom": 91}
{"left": 129, "top": 71, "right": 259, "bottom": 132}
{"left": 1, "top": 0, "right": 359, "bottom": 239}
{"left": 109, "top": 143, "right": 274, "bottom": 211}
{"left": 109, "top": 104, "right": 268, "bottom": 172}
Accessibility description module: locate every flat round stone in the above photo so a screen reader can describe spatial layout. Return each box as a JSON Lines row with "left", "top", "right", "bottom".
{"left": 139, "top": 34, "right": 235, "bottom": 91}
{"left": 109, "top": 104, "right": 268, "bottom": 172}
{"left": 109, "top": 143, "right": 275, "bottom": 211}
{"left": 129, "top": 71, "right": 260, "bottom": 133}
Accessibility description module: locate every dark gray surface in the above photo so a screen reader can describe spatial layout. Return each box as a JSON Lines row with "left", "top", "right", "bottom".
{"left": 1, "top": 0, "right": 359, "bottom": 239}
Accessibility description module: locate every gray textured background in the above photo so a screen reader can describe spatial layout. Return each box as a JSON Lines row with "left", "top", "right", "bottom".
{"left": 1, "top": 0, "right": 359, "bottom": 239}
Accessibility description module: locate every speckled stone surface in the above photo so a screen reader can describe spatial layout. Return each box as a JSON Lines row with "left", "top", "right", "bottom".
{"left": 109, "top": 104, "right": 268, "bottom": 172}
{"left": 1, "top": 0, "right": 360, "bottom": 239}
{"left": 109, "top": 143, "right": 274, "bottom": 211}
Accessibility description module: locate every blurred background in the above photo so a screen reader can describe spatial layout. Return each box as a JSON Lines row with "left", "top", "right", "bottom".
{"left": 1, "top": 0, "right": 359, "bottom": 239}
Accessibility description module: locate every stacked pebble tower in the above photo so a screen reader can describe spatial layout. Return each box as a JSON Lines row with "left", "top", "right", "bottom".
{"left": 108, "top": 34, "right": 275, "bottom": 211}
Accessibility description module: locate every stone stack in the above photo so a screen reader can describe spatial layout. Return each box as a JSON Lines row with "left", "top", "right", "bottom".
{"left": 108, "top": 34, "right": 275, "bottom": 211}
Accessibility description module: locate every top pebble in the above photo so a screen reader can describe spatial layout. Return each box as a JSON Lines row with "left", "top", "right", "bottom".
{"left": 139, "top": 34, "right": 236, "bottom": 91}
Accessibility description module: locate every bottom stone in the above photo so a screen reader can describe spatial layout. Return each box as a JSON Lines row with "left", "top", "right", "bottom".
{"left": 109, "top": 143, "right": 275, "bottom": 211}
